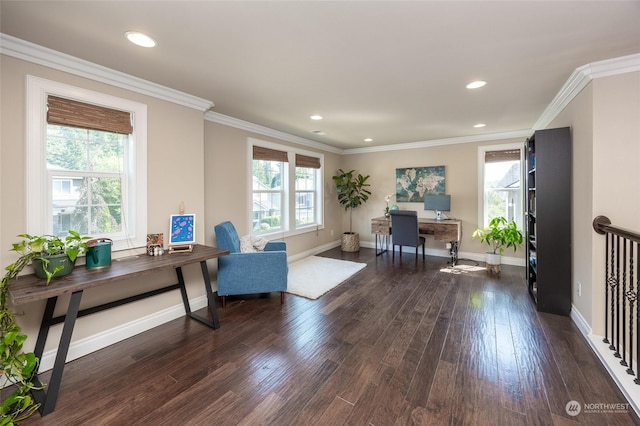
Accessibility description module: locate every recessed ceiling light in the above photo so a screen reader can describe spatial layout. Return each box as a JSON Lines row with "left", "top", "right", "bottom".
{"left": 364, "top": 138, "right": 373, "bottom": 142}
{"left": 312, "top": 130, "right": 326, "bottom": 135}
{"left": 310, "top": 115, "right": 323, "bottom": 120}
{"left": 466, "top": 80, "right": 487, "bottom": 89}
{"left": 125, "top": 31, "right": 157, "bottom": 48}
{"left": 474, "top": 123, "right": 487, "bottom": 128}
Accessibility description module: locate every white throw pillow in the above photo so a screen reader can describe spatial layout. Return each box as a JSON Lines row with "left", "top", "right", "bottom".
{"left": 240, "top": 235, "right": 258, "bottom": 253}
{"left": 251, "top": 236, "right": 269, "bottom": 251}
{"left": 239, "top": 235, "right": 270, "bottom": 252}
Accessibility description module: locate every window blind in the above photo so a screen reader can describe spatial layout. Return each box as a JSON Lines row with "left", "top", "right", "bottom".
{"left": 252, "top": 146, "right": 289, "bottom": 162}
{"left": 295, "top": 154, "right": 321, "bottom": 169}
{"left": 47, "top": 95, "right": 133, "bottom": 135}
{"left": 485, "top": 149, "right": 520, "bottom": 163}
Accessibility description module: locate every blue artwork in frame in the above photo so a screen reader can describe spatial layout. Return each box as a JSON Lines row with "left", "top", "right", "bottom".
{"left": 169, "top": 214, "right": 196, "bottom": 245}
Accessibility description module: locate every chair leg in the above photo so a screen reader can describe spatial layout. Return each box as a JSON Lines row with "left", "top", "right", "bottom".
{"left": 280, "top": 291, "right": 285, "bottom": 304}
{"left": 392, "top": 244, "right": 395, "bottom": 263}
{"left": 221, "top": 295, "right": 226, "bottom": 308}
{"left": 422, "top": 241, "right": 425, "bottom": 261}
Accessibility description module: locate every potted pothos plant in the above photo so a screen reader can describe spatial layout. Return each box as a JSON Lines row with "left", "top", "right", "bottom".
{"left": 1, "top": 244, "right": 41, "bottom": 423}
{"left": 1, "top": 230, "right": 90, "bottom": 422}
{"left": 472, "top": 216, "right": 523, "bottom": 273}
{"left": 332, "top": 169, "right": 371, "bottom": 252}
{"left": 14, "top": 231, "right": 91, "bottom": 285}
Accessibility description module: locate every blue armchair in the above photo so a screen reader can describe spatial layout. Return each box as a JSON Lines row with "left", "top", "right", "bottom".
{"left": 214, "top": 221, "right": 288, "bottom": 307}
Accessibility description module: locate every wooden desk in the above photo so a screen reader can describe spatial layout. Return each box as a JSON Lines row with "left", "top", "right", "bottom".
{"left": 371, "top": 216, "right": 461, "bottom": 263}
{"left": 9, "top": 244, "right": 228, "bottom": 416}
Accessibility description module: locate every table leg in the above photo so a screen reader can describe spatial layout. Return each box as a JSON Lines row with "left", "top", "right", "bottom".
{"left": 32, "top": 290, "right": 83, "bottom": 416}
{"left": 200, "top": 261, "right": 220, "bottom": 329}
{"left": 449, "top": 241, "right": 459, "bottom": 266}
{"left": 375, "top": 234, "right": 389, "bottom": 256}
{"left": 176, "top": 263, "right": 220, "bottom": 329}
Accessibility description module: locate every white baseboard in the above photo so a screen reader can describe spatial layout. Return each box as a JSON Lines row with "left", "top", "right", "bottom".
{"left": 288, "top": 240, "right": 341, "bottom": 263}
{"left": 38, "top": 295, "right": 209, "bottom": 373}
{"left": 359, "top": 240, "right": 526, "bottom": 267}
{"left": 571, "top": 305, "right": 640, "bottom": 417}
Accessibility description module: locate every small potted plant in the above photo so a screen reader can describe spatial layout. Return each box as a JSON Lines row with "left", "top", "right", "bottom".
{"left": 332, "top": 169, "right": 371, "bottom": 252}
{"left": 472, "top": 216, "right": 523, "bottom": 273}
{"left": 13, "top": 231, "right": 91, "bottom": 284}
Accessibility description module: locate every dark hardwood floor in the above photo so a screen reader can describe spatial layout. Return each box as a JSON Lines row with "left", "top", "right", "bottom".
{"left": 16, "top": 247, "right": 639, "bottom": 425}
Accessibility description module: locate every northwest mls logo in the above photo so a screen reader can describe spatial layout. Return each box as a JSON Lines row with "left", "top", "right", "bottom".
{"left": 565, "top": 400, "right": 581, "bottom": 416}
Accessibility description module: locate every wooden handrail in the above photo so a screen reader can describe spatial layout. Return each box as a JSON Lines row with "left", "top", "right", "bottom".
{"left": 593, "top": 215, "right": 640, "bottom": 243}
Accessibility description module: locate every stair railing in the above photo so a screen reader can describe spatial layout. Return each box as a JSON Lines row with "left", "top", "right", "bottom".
{"left": 593, "top": 215, "right": 640, "bottom": 384}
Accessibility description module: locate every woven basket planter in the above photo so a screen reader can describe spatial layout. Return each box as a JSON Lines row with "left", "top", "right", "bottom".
{"left": 341, "top": 232, "right": 360, "bottom": 252}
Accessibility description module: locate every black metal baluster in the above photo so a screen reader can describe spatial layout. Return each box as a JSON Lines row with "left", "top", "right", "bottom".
{"left": 636, "top": 244, "right": 640, "bottom": 385}
{"left": 615, "top": 235, "right": 621, "bottom": 358}
{"left": 627, "top": 242, "right": 636, "bottom": 376}
{"left": 621, "top": 238, "right": 628, "bottom": 366}
{"left": 604, "top": 233, "right": 610, "bottom": 344}
{"left": 607, "top": 233, "right": 617, "bottom": 351}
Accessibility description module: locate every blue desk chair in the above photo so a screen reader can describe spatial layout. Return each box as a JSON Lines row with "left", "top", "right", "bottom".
{"left": 390, "top": 210, "right": 425, "bottom": 263}
{"left": 214, "top": 221, "right": 288, "bottom": 307}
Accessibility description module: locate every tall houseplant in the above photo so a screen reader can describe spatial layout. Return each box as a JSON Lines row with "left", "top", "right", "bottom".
{"left": 472, "top": 216, "right": 523, "bottom": 273}
{"left": 332, "top": 169, "right": 371, "bottom": 252}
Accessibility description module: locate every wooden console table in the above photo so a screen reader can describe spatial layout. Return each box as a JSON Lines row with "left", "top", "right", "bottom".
{"left": 371, "top": 216, "right": 461, "bottom": 264}
{"left": 8, "top": 244, "right": 228, "bottom": 416}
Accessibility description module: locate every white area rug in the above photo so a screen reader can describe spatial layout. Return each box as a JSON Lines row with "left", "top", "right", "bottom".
{"left": 287, "top": 256, "right": 367, "bottom": 300}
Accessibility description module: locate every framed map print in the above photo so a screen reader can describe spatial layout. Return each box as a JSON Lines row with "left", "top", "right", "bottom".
{"left": 395, "top": 166, "right": 445, "bottom": 202}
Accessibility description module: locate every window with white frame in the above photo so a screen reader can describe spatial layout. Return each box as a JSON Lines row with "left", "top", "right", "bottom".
{"left": 478, "top": 144, "right": 523, "bottom": 230}
{"left": 250, "top": 139, "right": 323, "bottom": 236}
{"left": 26, "top": 76, "right": 147, "bottom": 251}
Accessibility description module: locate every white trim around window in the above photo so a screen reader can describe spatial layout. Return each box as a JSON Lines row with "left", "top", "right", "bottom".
{"left": 477, "top": 142, "right": 524, "bottom": 230}
{"left": 247, "top": 137, "right": 324, "bottom": 238}
{"left": 26, "top": 75, "right": 147, "bottom": 251}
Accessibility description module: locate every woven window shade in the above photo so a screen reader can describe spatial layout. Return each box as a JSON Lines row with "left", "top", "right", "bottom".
{"left": 252, "top": 146, "right": 288, "bottom": 162}
{"left": 485, "top": 149, "right": 520, "bottom": 163}
{"left": 295, "top": 154, "right": 321, "bottom": 169}
{"left": 47, "top": 95, "right": 133, "bottom": 134}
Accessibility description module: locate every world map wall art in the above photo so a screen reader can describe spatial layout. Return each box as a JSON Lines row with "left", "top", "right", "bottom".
{"left": 395, "top": 166, "right": 445, "bottom": 202}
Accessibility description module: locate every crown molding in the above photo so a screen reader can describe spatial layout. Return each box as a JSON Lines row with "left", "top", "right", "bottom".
{"left": 534, "top": 53, "right": 640, "bottom": 130}
{"left": 343, "top": 129, "right": 533, "bottom": 155}
{"left": 204, "top": 111, "right": 344, "bottom": 154}
{"left": 0, "top": 33, "right": 214, "bottom": 111}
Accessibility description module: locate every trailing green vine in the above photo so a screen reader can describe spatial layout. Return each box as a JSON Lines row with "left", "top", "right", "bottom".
{"left": 0, "top": 246, "right": 40, "bottom": 425}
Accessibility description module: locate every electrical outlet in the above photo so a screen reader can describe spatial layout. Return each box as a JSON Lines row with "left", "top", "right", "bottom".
{"left": 577, "top": 281, "right": 582, "bottom": 297}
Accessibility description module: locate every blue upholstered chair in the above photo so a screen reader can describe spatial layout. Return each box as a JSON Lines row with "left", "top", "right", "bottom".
{"left": 390, "top": 210, "right": 425, "bottom": 263}
{"left": 214, "top": 221, "right": 288, "bottom": 307}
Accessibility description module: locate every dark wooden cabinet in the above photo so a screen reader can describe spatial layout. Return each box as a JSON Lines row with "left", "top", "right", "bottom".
{"left": 525, "top": 127, "right": 572, "bottom": 315}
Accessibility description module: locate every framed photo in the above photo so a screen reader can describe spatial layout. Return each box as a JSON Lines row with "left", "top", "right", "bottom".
{"left": 395, "top": 166, "right": 445, "bottom": 202}
{"left": 169, "top": 214, "right": 196, "bottom": 245}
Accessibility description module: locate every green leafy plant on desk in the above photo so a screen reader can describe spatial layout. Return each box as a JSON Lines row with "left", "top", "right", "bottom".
{"left": 1, "top": 242, "right": 41, "bottom": 424}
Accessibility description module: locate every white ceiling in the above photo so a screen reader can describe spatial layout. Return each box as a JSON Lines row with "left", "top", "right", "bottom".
{"left": 1, "top": 1, "right": 640, "bottom": 150}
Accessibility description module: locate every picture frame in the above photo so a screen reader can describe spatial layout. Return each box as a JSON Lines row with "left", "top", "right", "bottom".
{"left": 395, "top": 166, "right": 445, "bottom": 202}
{"left": 169, "top": 214, "right": 196, "bottom": 246}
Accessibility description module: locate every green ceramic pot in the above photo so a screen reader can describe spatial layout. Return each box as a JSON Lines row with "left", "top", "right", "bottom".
{"left": 32, "top": 253, "right": 76, "bottom": 281}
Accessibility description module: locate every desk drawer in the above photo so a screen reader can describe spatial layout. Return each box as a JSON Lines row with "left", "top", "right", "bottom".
{"left": 371, "top": 222, "right": 391, "bottom": 235}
